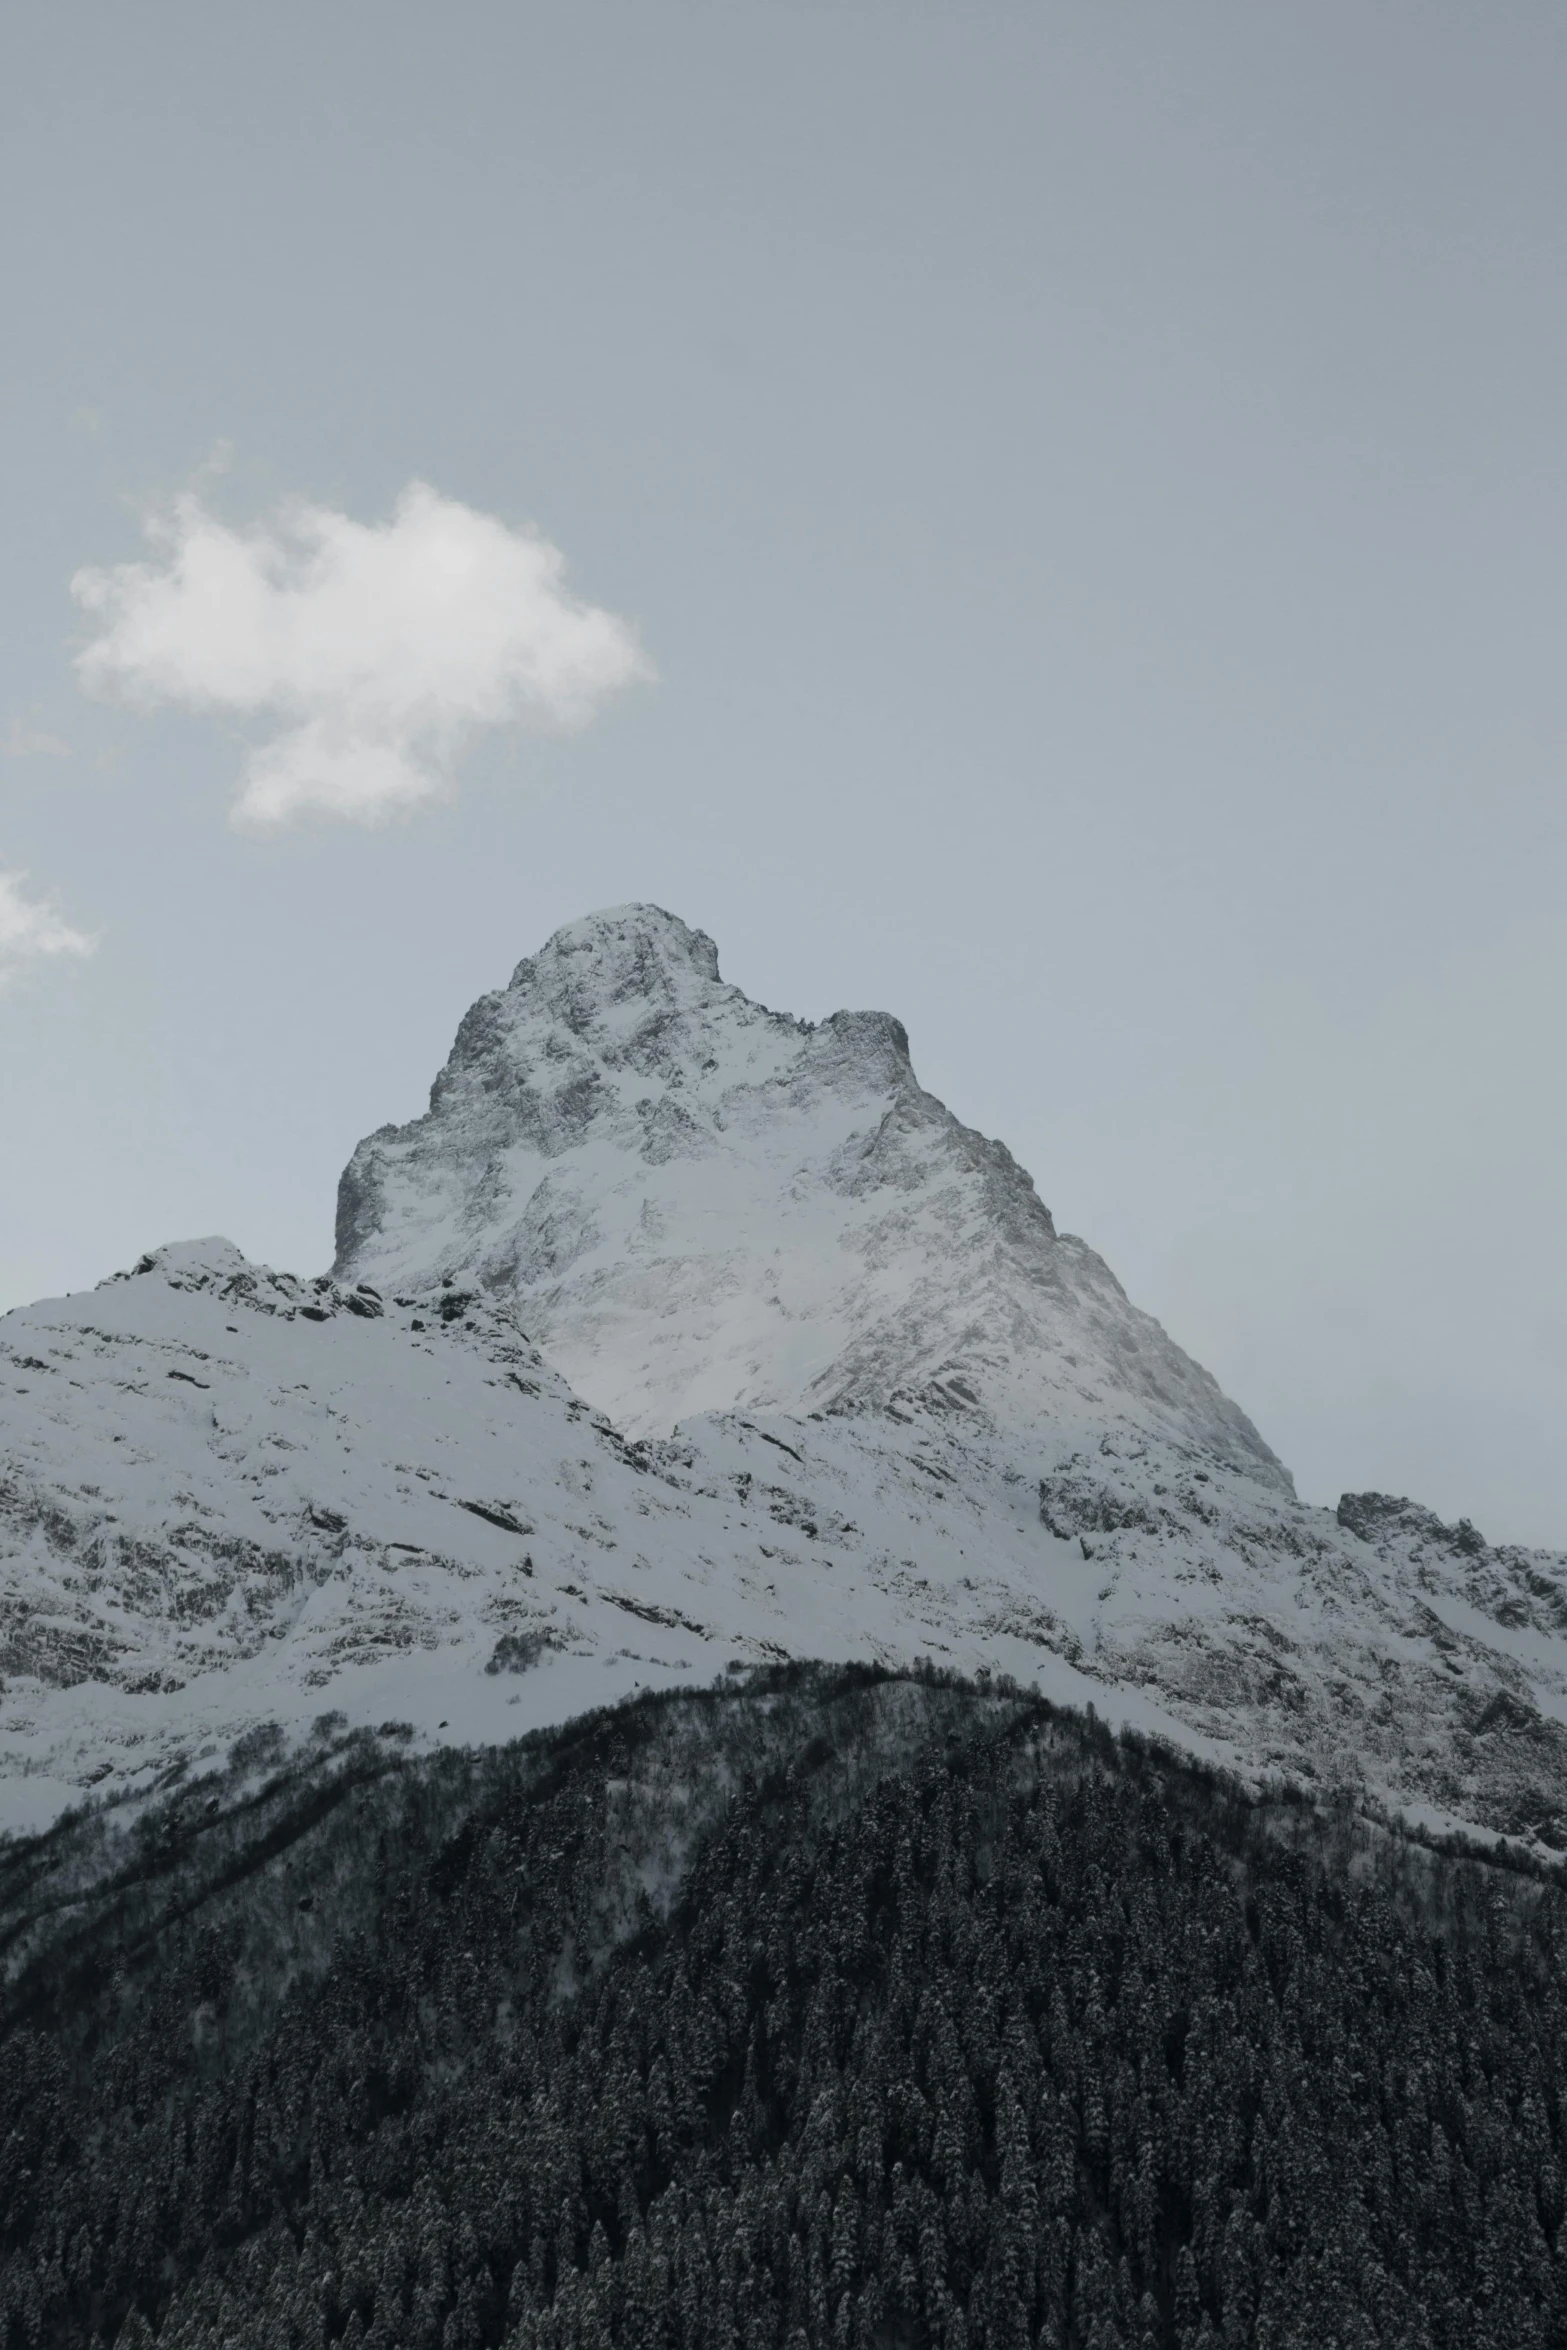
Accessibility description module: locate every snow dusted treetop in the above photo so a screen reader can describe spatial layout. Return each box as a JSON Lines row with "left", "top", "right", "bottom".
{"left": 335, "top": 904, "right": 1289, "bottom": 1488}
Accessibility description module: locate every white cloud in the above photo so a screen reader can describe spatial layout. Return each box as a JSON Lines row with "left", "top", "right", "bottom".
{"left": 4, "top": 718, "right": 71, "bottom": 759}
{"left": 71, "top": 481, "right": 655, "bottom": 829}
{"left": 0, "top": 871, "right": 95, "bottom": 983}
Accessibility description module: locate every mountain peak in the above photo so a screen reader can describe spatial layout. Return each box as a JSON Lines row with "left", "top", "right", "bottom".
{"left": 510, "top": 902, "right": 723, "bottom": 1002}
{"left": 334, "top": 907, "right": 1288, "bottom": 1489}
{"left": 34, "top": 907, "right": 1567, "bottom": 1854}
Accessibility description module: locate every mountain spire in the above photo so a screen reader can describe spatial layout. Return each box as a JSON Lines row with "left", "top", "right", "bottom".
{"left": 335, "top": 903, "right": 1289, "bottom": 1487}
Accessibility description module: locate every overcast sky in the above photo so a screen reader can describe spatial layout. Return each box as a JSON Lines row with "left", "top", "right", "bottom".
{"left": 3, "top": 2, "right": 1565, "bottom": 1543}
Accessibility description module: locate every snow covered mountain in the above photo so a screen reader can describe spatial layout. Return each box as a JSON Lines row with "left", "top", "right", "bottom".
{"left": 3, "top": 906, "right": 1565, "bottom": 1849}
{"left": 334, "top": 906, "right": 1287, "bottom": 1488}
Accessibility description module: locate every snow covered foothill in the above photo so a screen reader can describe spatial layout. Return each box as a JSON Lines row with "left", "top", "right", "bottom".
{"left": 0, "top": 1240, "right": 1203, "bottom": 1834}
{"left": 4, "top": 904, "right": 1566, "bottom": 1849}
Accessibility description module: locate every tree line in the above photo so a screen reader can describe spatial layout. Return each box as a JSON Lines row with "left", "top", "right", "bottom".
{"left": 0, "top": 1667, "right": 1563, "bottom": 2349}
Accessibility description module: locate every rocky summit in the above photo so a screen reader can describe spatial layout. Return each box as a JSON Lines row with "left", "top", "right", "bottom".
{"left": 334, "top": 905, "right": 1286, "bottom": 1485}
{"left": 2, "top": 905, "right": 1565, "bottom": 1848}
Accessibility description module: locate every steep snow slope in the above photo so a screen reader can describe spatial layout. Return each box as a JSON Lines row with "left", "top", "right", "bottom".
{"left": 334, "top": 906, "right": 1287, "bottom": 1487}
{"left": 4, "top": 1242, "right": 1566, "bottom": 1846}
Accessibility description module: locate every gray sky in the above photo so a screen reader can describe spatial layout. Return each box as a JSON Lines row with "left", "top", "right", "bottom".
{"left": 3, "top": 1, "right": 1565, "bottom": 1543}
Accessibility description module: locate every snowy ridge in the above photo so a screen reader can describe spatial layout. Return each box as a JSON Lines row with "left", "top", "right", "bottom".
{"left": 3, "top": 904, "right": 1565, "bottom": 1847}
{"left": 0, "top": 1240, "right": 1215, "bottom": 1830}
{"left": 4, "top": 1243, "right": 1566, "bottom": 1849}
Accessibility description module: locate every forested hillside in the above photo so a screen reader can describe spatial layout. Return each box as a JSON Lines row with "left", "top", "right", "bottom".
{"left": 2, "top": 1668, "right": 1564, "bottom": 2350}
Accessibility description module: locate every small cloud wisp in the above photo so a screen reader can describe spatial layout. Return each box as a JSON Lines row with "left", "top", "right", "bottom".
{"left": 4, "top": 718, "right": 71, "bottom": 759}
{"left": 71, "top": 481, "right": 654, "bottom": 829}
{"left": 0, "top": 871, "right": 95, "bottom": 985}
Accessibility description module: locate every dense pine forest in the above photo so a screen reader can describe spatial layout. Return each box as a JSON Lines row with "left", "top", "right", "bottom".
{"left": 2, "top": 1666, "right": 1565, "bottom": 2350}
